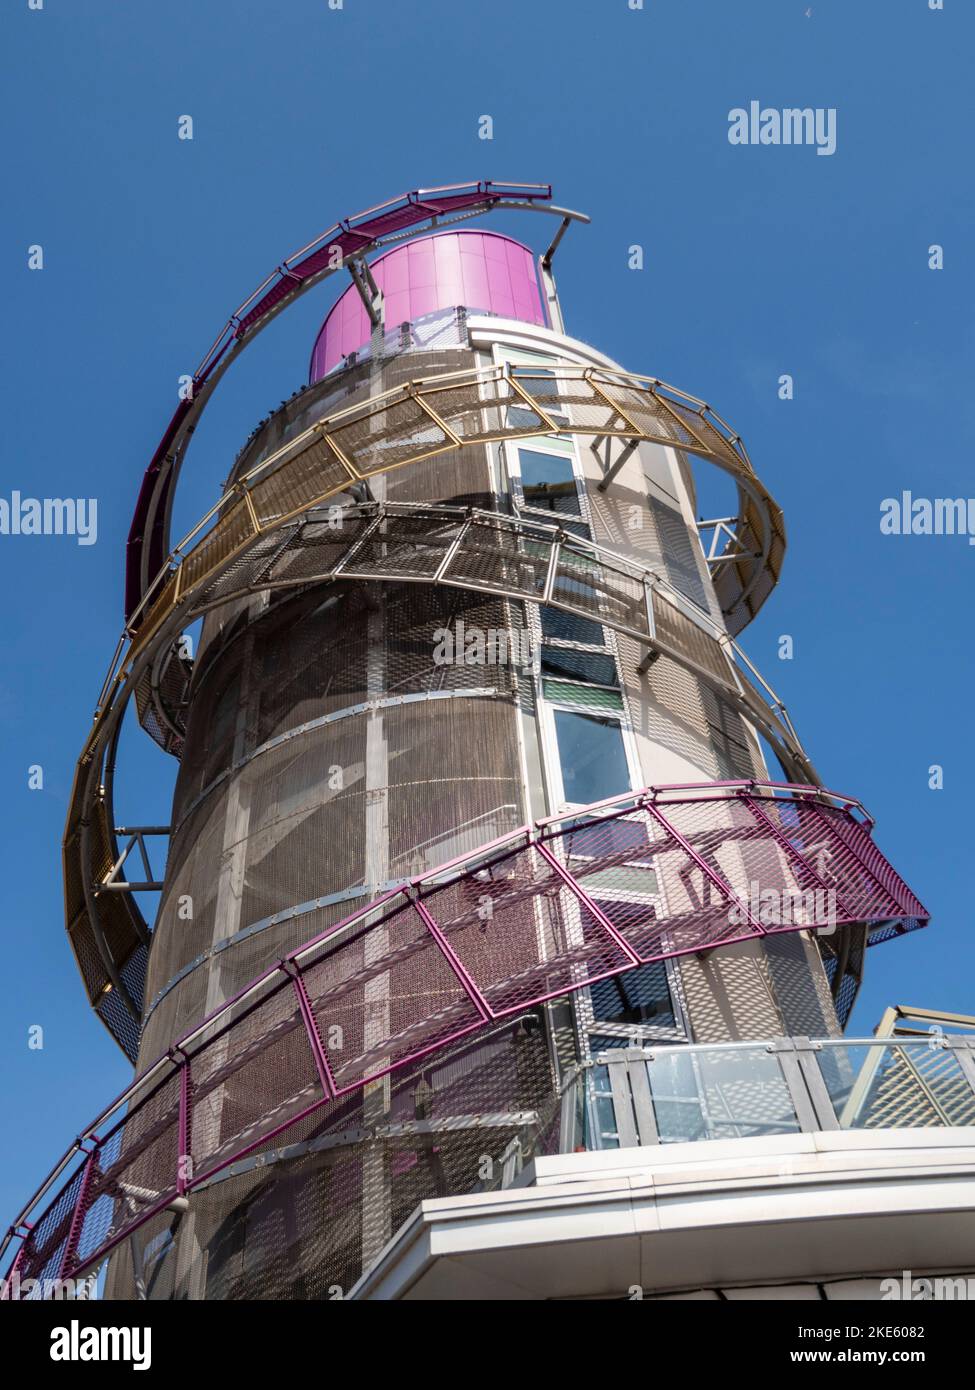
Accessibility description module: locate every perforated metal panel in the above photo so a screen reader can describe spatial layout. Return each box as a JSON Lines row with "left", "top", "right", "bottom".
{"left": 95, "top": 338, "right": 857, "bottom": 1299}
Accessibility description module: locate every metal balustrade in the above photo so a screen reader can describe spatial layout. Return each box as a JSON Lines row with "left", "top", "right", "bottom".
{"left": 125, "top": 180, "right": 562, "bottom": 617}
{"left": 69, "top": 350, "right": 789, "bottom": 1056}
{"left": 121, "top": 360, "right": 782, "bottom": 668}
{"left": 8, "top": 1028, "right": 967, "bottom": 1299}
{"left": 557, "top": 1033, "right": 975, "bottom": 1155}
{"left": 7, "top": 781, "right": 928, "bottom": 1294}
{"left": 83, "top": 180, "right": 789, "bottom": 1058}
{"left": 137, "top": 500, "right": 806, "bottom": 771}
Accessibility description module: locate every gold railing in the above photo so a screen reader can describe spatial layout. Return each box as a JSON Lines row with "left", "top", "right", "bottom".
{"left": 66, "top": 362, "right": 789, "bottom": 1055}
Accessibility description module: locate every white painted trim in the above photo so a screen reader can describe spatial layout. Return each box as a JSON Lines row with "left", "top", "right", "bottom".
{"left": 468, "top": 316, "right": 629, "bottom": 373}
{"left": 349, "top": 1128, "right": 975, "bottom": 1301}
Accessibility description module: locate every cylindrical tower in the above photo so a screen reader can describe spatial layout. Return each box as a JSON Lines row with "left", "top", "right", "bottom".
{"left": 7, "top": 184, "right": 931, "bottom": 1303}
{"left": 120, "top": 214, "right": 835, "bottom": 1297}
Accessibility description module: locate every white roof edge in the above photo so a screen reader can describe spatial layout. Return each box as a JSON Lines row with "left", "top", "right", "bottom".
{"left": 348, "top": 1128, "right": 975, "bottom": 1301}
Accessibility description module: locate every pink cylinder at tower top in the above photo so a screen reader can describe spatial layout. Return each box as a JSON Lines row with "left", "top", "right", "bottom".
{"left": 308, "top": 230, "right": 548, "bottom": 381}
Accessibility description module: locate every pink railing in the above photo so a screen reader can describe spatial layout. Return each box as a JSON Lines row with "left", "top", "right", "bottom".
{"left": 2, "top": 781, "right": 928, "bottom": 1293}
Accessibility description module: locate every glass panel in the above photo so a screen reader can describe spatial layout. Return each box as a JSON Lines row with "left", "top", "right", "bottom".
{"left": 524, "top": 516, "right": 591, "bottom": 539}
{"left": 566, "top": 816, "right": 651, "bottom": 862}
{"left": 513, "top": 366, "right": 561, "bottom": 388}
{"left": 561, "top": 1070, "right": 586, "bottom": 1153}
{"left": 578, "top": 865, "right": 659, "bottom": 896}
{"left": 507, "top": 404, "right": 549, "bottom": 433}
{"left": 541, "top": 648, "right": 619, "bottom": 686}
{"left": 545, "top": 681, "right": 624, "bottom": 713}
{"left": 550, "top": 567, "right": 605, "bottom": 613}
{"left": 512, "top": 369, "right": 569, "bottom": 418}
{"left": 589, "top": 1033, "right": 636, "bottom": 1051}
{"left": 541, "top": 607, "right": 605, "bottom": 645}
{"left": 817, "top": 1042, "right": 975, "bottom": 1130}
{"left": 646, "top": 1048, "right": 801, "bottom": 1143}
{"left": 552, "top": 708, "right": 630, "bottom": 805}
{"left": 557, "top": 546, "right": 602, "bottom": 577}
{"left": 508, "top": 427, "right": 575, "bottom": 454}
{"left": 591, "top": 959, "right": 675, "bottom": 1029}
{"left": 585, "top": 1065, "right": 620, "bottom": 1149}
{"left": 501, "top": 351, "right": 556, "bottom": 368}
{"left": 518, "top": 448, "right": 581, "bottom": 515}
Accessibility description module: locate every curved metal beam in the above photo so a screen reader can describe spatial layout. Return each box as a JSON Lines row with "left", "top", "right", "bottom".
{"left": 126, "top": 181, "right": 566, "bottom": 616}
{"left": 64, "top": 495, "right": 812, "bottom": 1057}
{"left": 11, "top": 780, "right": 930, "bottom": 1290}
{"left": 65, "top": 381, "right": 796, "bottom": 1061}
{"left": 121, "top": 359, "right": 784, "bottom": 659}
{"left": 70, "top": 356, "right": 787, "bottom": 1056}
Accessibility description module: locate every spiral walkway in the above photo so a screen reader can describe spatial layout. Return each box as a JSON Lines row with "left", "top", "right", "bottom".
{"left": 8, "top": 780, "right": 929, "bottom": 1292}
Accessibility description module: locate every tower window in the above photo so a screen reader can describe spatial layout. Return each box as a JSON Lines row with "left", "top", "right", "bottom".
{"left": 517, "top": 449, "right": 581, "bottom": 516}
{"left": 552, "top": 709, "right": 630, "bottom": 805}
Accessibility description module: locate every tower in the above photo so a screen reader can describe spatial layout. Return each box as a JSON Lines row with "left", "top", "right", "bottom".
{"left": 8, "top": 184, "right": 954, "bottom": 1303}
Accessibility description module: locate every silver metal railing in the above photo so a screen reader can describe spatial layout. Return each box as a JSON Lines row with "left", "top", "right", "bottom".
{"left": 554, "top": 1033, "right": 975, "bottom": 1157}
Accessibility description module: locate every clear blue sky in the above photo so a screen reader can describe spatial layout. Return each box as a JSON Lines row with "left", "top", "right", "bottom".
{"left": 2, "top": 0, "right": 972, "bottom": 1226}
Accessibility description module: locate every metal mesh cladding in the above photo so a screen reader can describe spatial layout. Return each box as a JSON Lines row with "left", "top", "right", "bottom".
{"left": 138, "top": 581, "right": 528, "bottom": 1072}
{"left": 124, "top": 363, "right": 783, "bottom": 681}
{"left": 855, "top": 1044, "right": 975, "bottom": 1130}
{"left": 107, "top": 1018, "right": 559, "bottom": 1299}
{"left": 161, "top": 503, "right": 808, "bottom": 789}
{"left": 12, "top": 784, "right": 928, "bottom": 1295}
{"left": 172, "top": 582, "right": 523, "bottom": 814}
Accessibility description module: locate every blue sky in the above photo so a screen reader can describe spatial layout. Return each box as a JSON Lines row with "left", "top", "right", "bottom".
{"left": 1, "top": 0, "right": 972, "bottom": 1226}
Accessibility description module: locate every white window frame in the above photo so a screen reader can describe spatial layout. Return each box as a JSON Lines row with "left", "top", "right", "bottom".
{"left": 490, "top": 347, "right": 692, "bottom": 1054}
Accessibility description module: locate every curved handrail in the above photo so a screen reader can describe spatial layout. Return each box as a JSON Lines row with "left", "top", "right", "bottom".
{"left": 6, "top": 780, "right": 929, "bottom": 1292}
{"left": 125, "top": 181, "right": 561, "bottom": 617}
{"left": 65, "top": 484, "right": 805, "bottom": 1059}
{"left": 137, "top": 496, "right": 804, "bottom": 761}
{"left": 70, "top": 355, "right": 791, "bottom": 1057}
{"left": 118, "top": 359, "right": 784, "bottom": 699}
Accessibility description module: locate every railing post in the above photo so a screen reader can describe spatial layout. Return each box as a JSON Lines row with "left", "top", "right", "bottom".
{"left": 559, "top": 1071, "right": 582, "bottom": 1154}
{"left": 766, "top": 1038, "right": 833, "bottom": 1134}
{"left": 288, "top": 971, "right": 338, "bottom": 1099}
{"left": 791, "top": 1036, "right": 841, "bottom": 1131}
{"left": 2, "top": 1227, "right": 32, "bottom": 1299}
{"left": 623, "top": 1049, "right": 659, "bottom": 1146}
{"left": 534, "top": 840, "right": 642, "bottom": 966}
{"left": 945, "top": 1036, "right": 975, "bottom": 1101}
{"left": 411, "top": 897, "right": 494, "bottom": 1022}
{"left": 603, "top": 1053, "right": 639, "bottom": 1149}
{"left": 176, "top": 1062, "right": 193, "bottom": 1196}
{"left": 499, "top": 1136, "right": 523, "bottom": 1189}
{"left": 57, "top": 1150, "right": 98, "bottom": 1284}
